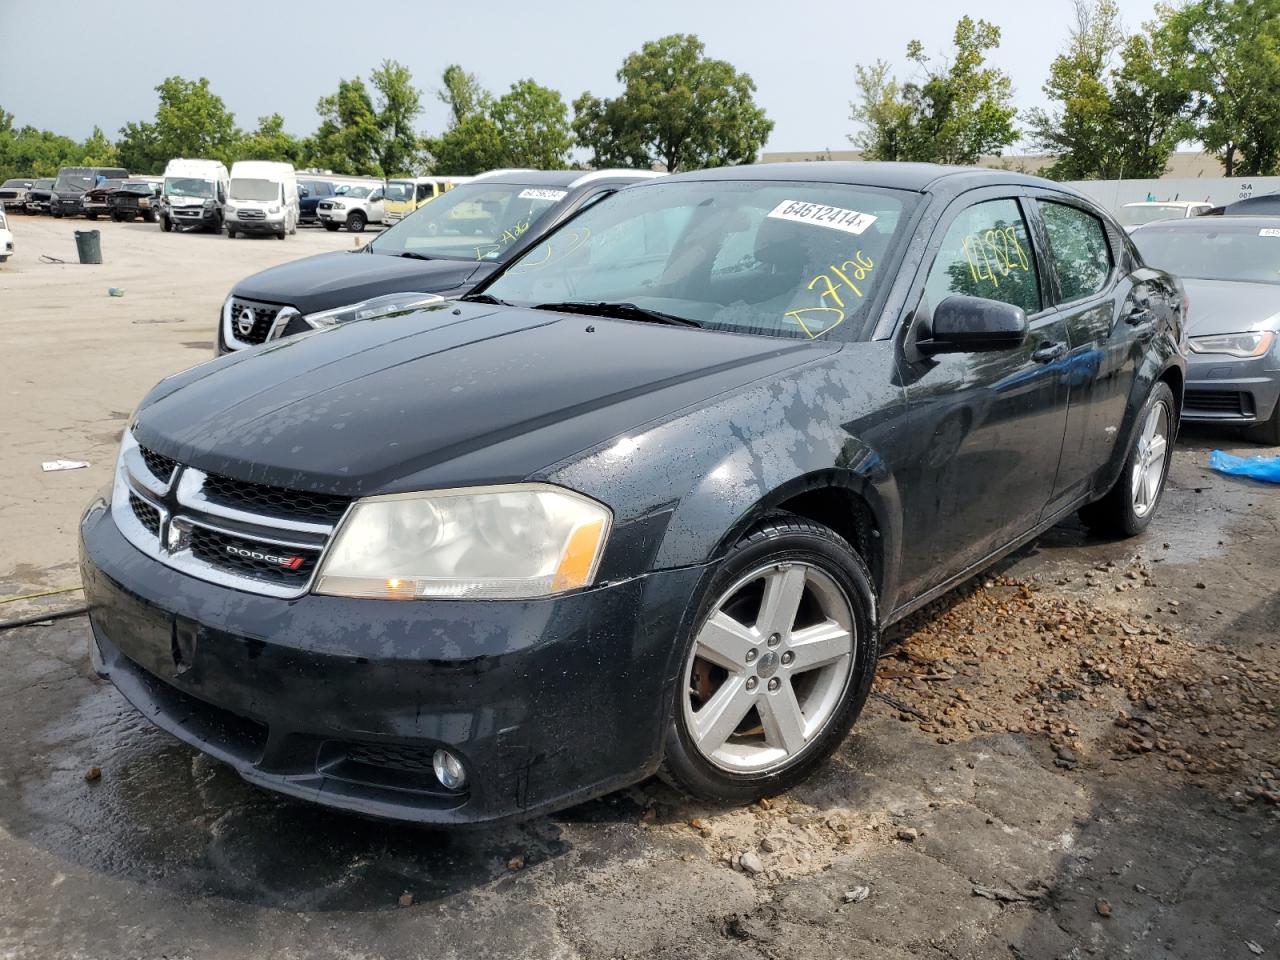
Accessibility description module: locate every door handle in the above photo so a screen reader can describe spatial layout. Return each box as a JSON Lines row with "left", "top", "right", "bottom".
{"left": 1032, "top": 342, "right": 1068, "bottom": 364}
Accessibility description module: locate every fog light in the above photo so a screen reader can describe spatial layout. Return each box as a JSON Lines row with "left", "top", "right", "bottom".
{"left": 432, "top": 749, "right": 466, "bottom": 790}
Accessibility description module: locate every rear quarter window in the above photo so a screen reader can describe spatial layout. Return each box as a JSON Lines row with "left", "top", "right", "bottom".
{"left": 1039, "top": 201, "right": 1113, "bottom": 303}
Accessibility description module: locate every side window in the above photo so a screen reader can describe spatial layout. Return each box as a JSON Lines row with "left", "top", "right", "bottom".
{"left": 416, "top": 183, "right": 435, "bottom": 203}
{"left": 1039, "top": 201, "right": 1113, "bottom": 303}
{"left": 924, "top": 198, "right": 1041, "bottom": 315}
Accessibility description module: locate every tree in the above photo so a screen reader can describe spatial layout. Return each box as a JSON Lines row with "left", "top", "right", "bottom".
{"left": 306, "top": 77, "right": 381, "bottom": 174}
{"left": 572, "top": 34, "right": 773, "bottom": 172}
{"left": 79, "top": 126, "right": 119, "bottom": 167}
{"left": 849, "top": 17, "right": 1018, "bottom": 164}
{"left": 428, "top": 73, "right": 573, "bottom": 174}
{"left": 1159, "top": 0, "right": 1280, "bottom": 177}
{"left": 239, "top": 114, "right": 303, "bottom": 164}
{"left": 369, "top": 59, "right": 423, "bottom": 177}
{"left": 437, "top": 65, "right": 490, "bottom": 126}
{"left": 1026, "top": 0, "right": 1190, "bottom": 180}
{"left": 848, "top": 61, "right": 913, "bottom": 161}
{"left": 0, "top": 109, "right": 84, "bottom": 180}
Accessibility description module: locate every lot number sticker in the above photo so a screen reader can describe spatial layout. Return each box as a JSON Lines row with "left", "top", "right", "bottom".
{"left": 519, "top": 188, "right": 568, "bottom": 202}
{"left": 1260, "top": 228, "right": 1280, "bottom": 237}
{"left": 767, "top": 200, "right": 877, "bottom": 236}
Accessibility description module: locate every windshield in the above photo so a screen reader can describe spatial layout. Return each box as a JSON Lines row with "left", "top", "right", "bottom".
{"left": 1133, "top": 223, "right": 1280, "bottom": 284}
{"left": 90, "top": 180, "right": 124, "bottom": 194}
{"left": 1118, "top": 204, "right": 1194, "bottom": 227}
{"left": 370, "top": 182, "right": 569, "bottom": 261}
{"left": 1, "top": 179, "right": 29, "bottom": 188}
{"left": 230, "top": 178, "right": 280, "bottom": 202}
{"left": 384, "top": 182, "right": 414, "bottom": 202}
{"left": 338, "top": 185, "right": 374, "bottom": 200}
{"left": 165, "top": 177, "right": 213, "bottom": 198}
{"left": 34, "top": 179, "right": 54, "bottom": 189}
{"left": 54, "top": 169, "right": 92, "bottom": 193}
{"left": 481, "top": 180, "right": 914, "bottom": 341}
{"left": 121, "top": 182, "right": 153, "bottom": 193}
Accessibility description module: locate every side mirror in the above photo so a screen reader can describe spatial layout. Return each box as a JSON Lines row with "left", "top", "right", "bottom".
{"left": 918, "top": 295, "right": 1028, "bottom": 355}
{"left": 298, "top": 185, "right": 309, "bottom": 197}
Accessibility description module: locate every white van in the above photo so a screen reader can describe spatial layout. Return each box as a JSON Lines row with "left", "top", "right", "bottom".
{"left": 0, "top": 208, "right": 14, "bottom": 263}
{"left": 226, "top": 161, "right": 299, "bottom": 239}
{"left": 160, "top": 158, "right": 230, "bottom": 233}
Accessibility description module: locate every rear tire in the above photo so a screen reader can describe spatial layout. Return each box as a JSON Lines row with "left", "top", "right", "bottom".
{"left": 659, "top": 515, "right": 879, "bottom": 804}
{"left": 1246, "top": 399, "right": 1280, "bottom": 446}
{"left": 1079, "top": 381, "right": 1176, "bottom": 537}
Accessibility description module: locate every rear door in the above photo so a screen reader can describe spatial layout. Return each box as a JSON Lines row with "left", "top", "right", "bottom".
{"left": 1027, "top": 193, "right": 1146, "bottom": 507}
{"left": 894, "top": 190, "right": 1073, "bottom": 598}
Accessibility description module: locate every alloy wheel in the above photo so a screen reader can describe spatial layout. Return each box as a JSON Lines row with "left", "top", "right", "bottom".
{"left": 1131, "top": 400, "right": 1170, "bottom": 518}
{"left": 682, "top": 561, "right": 856, "bottom": 774}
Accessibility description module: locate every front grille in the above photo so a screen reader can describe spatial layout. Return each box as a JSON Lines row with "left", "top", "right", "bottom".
{"left": 201, "top": 471, "right": 350, "bottom": 524}
{"left": 189, "top": 526, "right": 318, "bottom": 586}
{"left": 139, "top": 445, "right": 177, "bottom": 484}
{"left": 129, "top": 493, "right": 161, "bottom": 536}
{"left": 318, "top": 201, "right": 333, "bottom": 211}
{"left": 113, "top": 196, "right": 140, "bottom": 209}
{"left": 345, "top": 742, "right": 437, "bottom": 773}
{"left": 238, "top": 209, "right": 266, "bottom": 220}
{"left": 226, "top": 298, "right": 283, "bottom": 345}
{"left": 1185, "top": 390, "right": 1250, "bottom": 416}
{"left": 0, "top": 191, "right": 16, "bottom": 200}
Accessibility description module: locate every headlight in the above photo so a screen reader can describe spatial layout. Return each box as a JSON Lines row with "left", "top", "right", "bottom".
{"left": 303, "top": 292, "right": 444, "bottom": 328}
{"left": 204, "top": 199, "right": 214, "bottom": 209}
{"left": 1188, "top": 331, "right": 1275, "bottom": 359}
{"left": 314, "top": 484, "right": 612, "bottom": 599}
{"left": 225, "top": 204, "right": 236, "bottom": 215}
{"left": 268, "top": 204, "right": 281, "bottom": 215}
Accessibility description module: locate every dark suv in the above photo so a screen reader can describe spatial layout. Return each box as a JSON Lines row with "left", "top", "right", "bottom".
{"left": 216, "top": 169, "right": 662, "bottom": 354}
{"left": 297, "top": 178, "right": 336, "bottom": 224}
{"left": 83, "top": 163, "right": 1184, "bottom": 826}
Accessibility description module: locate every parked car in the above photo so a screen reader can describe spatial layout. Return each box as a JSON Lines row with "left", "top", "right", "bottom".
{"left": 50, "top": 166, "right": 129, "bottom": 218}
{"left": 161, "top": 159, "right": 230, "bottom": 233}
{"left": 0, "top": 208, "right": 13, "bottom": 262}
{"left": 225, "top": 161, "right": 298, "bottom": 239}
{"left": 297, "top": 178, "right": 336, "bottom": 224}
{"left": 0, "top": 178, "right": 34, "bottom": 213}
{"left": 1220, "top": 194, "right": 1280, "bottom": 217}
{"left": 84, "top": 163, "right": 1185, "bottom": 826}
{"left": 1117, "top": 200, "right": 1214, "bottom": 231}
{"left": 317, "top": 184, "right": 386, "bottom": 232}
{"left": 217, "top": 169, "right": 661, "bottom": 353}
{"left": 108, "top": 179, "right": 163, "bottom": 222}
{"left": 1131, "top": 215, "right": 1280, "bottom": 443}
{"left": 25, "top": 178, "right": 55, "bottom": 215}
{"left": 81, "top": 179, "right": 126, "bottom": 220}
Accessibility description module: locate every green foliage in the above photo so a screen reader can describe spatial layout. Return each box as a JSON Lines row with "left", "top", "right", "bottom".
{"left": 572, "top": 34, "right": 773, "bottom": 172}
{"left": 1027, "top": 0, "right": 1191, "bottom": 180}
{"left": 849, "top": 18, "right": 1018, "bottom": 164}
{"left": 240, "top": 114, "right": 304, "bottom": 164}
{"left": 428, "top": 71, "right": 573, "bottom": 175}
{"left": 78, "top": 126, "right": 119, "bottom": 167}
{"left": 370, "top": 59, "right": 424, "bottom": 177}
{"left": 0, "top": 107, "right": 86, "bottom": 180}
{"left": 1159, "top": 0, "right": 1280, "bottom": 176}
{"left": 306, "top": 77, "right": 381, "bottom": 175}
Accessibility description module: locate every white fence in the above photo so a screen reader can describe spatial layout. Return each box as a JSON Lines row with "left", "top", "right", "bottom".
{"left": 1066, "top": 176, "right": 1280, "bottom": 213}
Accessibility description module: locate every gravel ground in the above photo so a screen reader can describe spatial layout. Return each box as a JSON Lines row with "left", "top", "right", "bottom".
{"left": 1, "top": 217, "right": 1277, "bottom": 959}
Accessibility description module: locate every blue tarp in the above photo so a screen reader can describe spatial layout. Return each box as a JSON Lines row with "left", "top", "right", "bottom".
{"left": 1209, "top": 450, "right": 1280, "bottom": 484}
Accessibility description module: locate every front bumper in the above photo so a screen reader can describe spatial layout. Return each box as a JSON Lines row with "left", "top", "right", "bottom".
{"left": 80, "top": 495, "right": 702, "bottom": 826}
{"left": 1, "top": 198, "right": 25, "bottom": 210}
{"left": 53, "top": 197, "right": 83, "bottom": 215}
{"left": 170, "top": 205, "right": 216, "bottom": 225}
{"left": 317, "top": 208, "right": 351, "bottom": 224}
{"left": 229, "top": 216, "right": 285, "bottom": 234}
{"left": 1183, "top": 354, "right": 1280, "bottom": 424}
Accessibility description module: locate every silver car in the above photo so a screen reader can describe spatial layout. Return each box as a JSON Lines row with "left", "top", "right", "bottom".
{"left": 1132, "top": 216, "right": 1280, "bottom": 445}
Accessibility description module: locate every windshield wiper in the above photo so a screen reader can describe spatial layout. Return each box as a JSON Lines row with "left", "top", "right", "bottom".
{"left": 396, "top": 251, "right": 434, "bottom": 261}
{"left": 532, "top": 301, "right": 702, "bottom": 328}
{"left": 462, "top": 293, "right": 511, "bottom": 306}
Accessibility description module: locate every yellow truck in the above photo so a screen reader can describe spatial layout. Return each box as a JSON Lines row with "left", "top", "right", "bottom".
{"left": 383, "top": 176, "right": 471, "bottom": 223}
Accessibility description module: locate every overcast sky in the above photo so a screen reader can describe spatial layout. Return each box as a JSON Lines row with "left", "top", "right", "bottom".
{"left": 0, "top": 0, "right": 1161, "bottom": 155}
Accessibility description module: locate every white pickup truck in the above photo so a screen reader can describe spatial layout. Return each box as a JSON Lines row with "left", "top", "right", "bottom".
{"left": 317, "top": 184, "right": 385, "bottom": 233}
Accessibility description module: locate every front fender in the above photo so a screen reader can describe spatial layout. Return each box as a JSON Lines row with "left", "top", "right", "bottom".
{"left": 545, "top": 344, "right": 908, "bottom": 609}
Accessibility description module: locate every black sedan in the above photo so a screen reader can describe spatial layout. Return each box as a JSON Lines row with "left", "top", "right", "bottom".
{"left": 216, "top": 169, "right": 661, "bottom": 354}
{"left": 80, "top": 163, "right": 1185, "bottom": 825}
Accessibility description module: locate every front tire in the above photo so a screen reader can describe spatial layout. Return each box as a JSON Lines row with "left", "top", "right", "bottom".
{"left": 347, "top": 211, "right": 366, "bottom": 233}
{"left": 226, "top": 227, "right": 236, "bottom": 239}
{"left": 660, "top": 516, "right": 879, "bottom": 803}
{"left": 160, "top": 216, "right": 172, "bottom": 233}
{"left": 1079, "top": 381, "right": 1176, "bottom": 537}
{"left": 1246, "top": 399, "right": 1280, "bottom": 447}
{"left": 323, "top": 222, "right": 339, "bottom": 232}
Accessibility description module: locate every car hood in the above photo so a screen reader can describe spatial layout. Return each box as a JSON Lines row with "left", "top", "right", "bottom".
{"left": 1182, "top": 278, "right": 1280, "bottom": 336}
{"left": 133, "top": 302, "right": 839, "bottom": 497}
{"left": 230, "top": 250, "right": 485, "bottom": 315}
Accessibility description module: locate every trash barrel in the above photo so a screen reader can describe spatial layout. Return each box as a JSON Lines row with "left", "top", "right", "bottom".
{"left": 74, "top": 229, "right": 102, "bottom": 264}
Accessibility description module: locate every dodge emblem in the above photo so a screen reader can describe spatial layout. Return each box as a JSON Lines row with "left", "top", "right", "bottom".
{"left": 236, "top": 307, "right": 256, "bottom": 337}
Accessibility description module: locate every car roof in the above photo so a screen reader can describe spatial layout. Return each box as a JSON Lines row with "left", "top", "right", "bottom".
{"left": 1123, "top": 200, "right": 1209, "bottom": 207}
{"left": 659, "top": 161, "right": 1055, "bottom": 194}
{"left": 471, "top": 169, "right": 661, "bottom": 188}
{"left": 1132, "top": 214, "right": 1280, "bottom": 231}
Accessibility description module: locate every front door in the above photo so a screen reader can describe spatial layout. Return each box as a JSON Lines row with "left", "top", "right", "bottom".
{"left": 894, "top": 193, "right": 1072, "bottom": 599}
